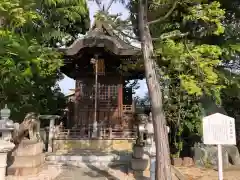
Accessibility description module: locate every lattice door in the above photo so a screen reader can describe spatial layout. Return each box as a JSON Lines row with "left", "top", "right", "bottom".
{"left": 97, "top": 84, "right": 118, "bottom": 109}
{"left": 76, "top": 82, "right": 120, "bottom": 125}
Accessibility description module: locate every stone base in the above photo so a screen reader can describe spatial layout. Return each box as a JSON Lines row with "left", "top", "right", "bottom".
{"left": 11, "top": 140, "right": 43, "bottom": 156}
{"left": 6, "top": 163, "right": 62, "bottom": 180}
{"left": 7, "top": 164, "right": 43, "bottom": 176}
{"left": 131, "top": 155, "right": 150, "bottom": 171}
{"left": 128, "top": 168, "right": 150, "bottom": 180}
{"left": 7, "top": 153, "right": 45, "bottom": 176}
{"left": 133, "top": 170, "right": 150, "bottom": 178}
{"left": 8, "top": 153, "right": 45, "bottom": 168}
{"left": 7, "top": 140, "right": 45, "bottom": 176}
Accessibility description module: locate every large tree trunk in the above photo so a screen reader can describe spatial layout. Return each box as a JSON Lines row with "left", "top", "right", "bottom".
{"left": 138, "top": 1, "right": 172, "bottom": 179}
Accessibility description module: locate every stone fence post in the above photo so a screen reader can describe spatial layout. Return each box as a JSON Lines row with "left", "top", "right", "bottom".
{"left": 38, "top": 115, "right": 60, "bottom": 152}
{"left": 0, "top": 140, "right": 15, "bottom": 180}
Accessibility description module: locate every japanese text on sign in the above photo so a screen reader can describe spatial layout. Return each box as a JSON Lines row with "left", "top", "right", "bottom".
{"left": 202, "top": 113, "right": 236, "bottom": 145}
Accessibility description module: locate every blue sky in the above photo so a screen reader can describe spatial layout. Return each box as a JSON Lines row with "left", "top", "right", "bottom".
{"left": 58, "top": 1, "right": 147, "bottom": 97}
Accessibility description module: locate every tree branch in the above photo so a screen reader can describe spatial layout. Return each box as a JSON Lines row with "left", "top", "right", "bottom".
{"left": 106, "top": 0, "right": 115, "bottom": 12}
{"left": 152, "top": 31, "right": 189, "bottom": 41}
{"left": 94, "top": 0, "right": 103, "bottom": 10}
{"left": 115, "top": 29, "right": 139, "bottom": 40}
{"left": 148, "top": 0, "right": 178, "bottom": 25}
{"left": 102, "top": 13, "right": 189, "bottom": 42}
{"left": 114, "top": 26, "right": 188, "bottom": 41}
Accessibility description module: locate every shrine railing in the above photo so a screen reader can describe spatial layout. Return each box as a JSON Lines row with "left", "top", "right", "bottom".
{"left": 122, "top": 105, "right": 133, "bottom": 112}
{"left": 53, "top": 126, "right": 137, "bottom": 140}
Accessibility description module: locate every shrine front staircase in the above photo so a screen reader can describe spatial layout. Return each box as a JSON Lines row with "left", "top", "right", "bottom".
{"left": 44, "top": 126, "right": 137, "bottom": 168}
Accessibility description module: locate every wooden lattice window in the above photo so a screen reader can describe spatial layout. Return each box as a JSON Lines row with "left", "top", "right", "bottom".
{"left": 91, "top": 84, "right": 118, "bottom": 101}
{"left": 109, "top": 85, "right": 118, "bottom": 100}
{"left": 77, "top": 82, "right": 119, "bottom": 105}
{"left": 99, "top": 85, "right": 108, "bottom": 100}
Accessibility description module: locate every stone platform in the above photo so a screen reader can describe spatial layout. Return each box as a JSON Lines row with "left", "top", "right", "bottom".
{"left": 7, "top": 140, "right": 45, "bottom": 176}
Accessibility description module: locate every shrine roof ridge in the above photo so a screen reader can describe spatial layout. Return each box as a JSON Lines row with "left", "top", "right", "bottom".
{"left": 58, "top": 19, "right": 141, "bottom": 56}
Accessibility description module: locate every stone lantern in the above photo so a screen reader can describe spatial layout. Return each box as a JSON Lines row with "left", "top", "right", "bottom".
{"left": 145, "top": 113, "right": 155, "bottom": 156}
{"left": 130, "top": 113, "right": 149, "bottom": 178}
{"left": 131, "top": 112, "right": 171, "bottom": 179}
{"left": 0, "top": 105, "right": 14, "bottom": 141}
{"left": 0, "top": 105, "right": 15, "bottom": 180}
{"left": 0, "top": 105, "right": 10, "bottom": 120}
{"left": 137, "top": 118, "right": 146, "bottom": 145}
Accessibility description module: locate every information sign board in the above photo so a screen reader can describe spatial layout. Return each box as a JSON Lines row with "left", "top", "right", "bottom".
{"left": 203, "top": 113, "right": 236, "bottom": 145}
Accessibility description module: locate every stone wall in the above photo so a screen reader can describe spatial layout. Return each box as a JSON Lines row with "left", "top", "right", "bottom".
{"left": 7, "top": 140, "right": 45, "bottom": 176}
{"left": 52, "top": 139, "right": 135, "bottom": 153}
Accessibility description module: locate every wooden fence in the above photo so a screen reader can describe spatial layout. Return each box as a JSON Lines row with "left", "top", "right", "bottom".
{"left": 53, "top": 125, "right": 137, "bottom": 140}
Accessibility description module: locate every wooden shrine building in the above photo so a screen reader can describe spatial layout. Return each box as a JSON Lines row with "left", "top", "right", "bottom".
{"left": 60, "top": 19, "right": 143, "bottom": 130}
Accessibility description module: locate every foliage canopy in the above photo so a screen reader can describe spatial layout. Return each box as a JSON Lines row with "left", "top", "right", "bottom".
{"left": 124, "top": 0, "right": 240, "bottom": 156}
{"left": 0, "top": 0, "right": 89, "bottom": 120}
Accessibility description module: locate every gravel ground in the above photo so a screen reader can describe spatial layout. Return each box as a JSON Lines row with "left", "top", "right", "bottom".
{"left": 53, "top": 163, "right": 131, "bottom": 180}
{"left": 6, "top": 163, "right": 131, "bottom": 180}
{"left": 177, "top": 166, "right": 240, "bottom": 180}
{"left": 54, "top": 165, "right": 107, "bottom": 180}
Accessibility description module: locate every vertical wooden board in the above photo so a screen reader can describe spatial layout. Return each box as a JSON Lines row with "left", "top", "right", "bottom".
{"left": 99, "top": 111, "right": 105, "bottom": 123}
{"left": 79, "top": 111, "right": 88, "bottom": 125}
{"left": 88, "top": 110, "right": 94, "bottom": 124}
{"left": 109, "top": 108, "right": 119, "bottom": 126}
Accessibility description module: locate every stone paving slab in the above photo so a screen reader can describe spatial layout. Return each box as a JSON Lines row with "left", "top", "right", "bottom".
{"left": 54, "top": 165, "right": 109, "bottom": 180}
{"left": 53, "top": 163, "right": 132, "bottom": 180}
{"left": 6, "top": 163, "right": 133, "bottom": 180}
{"left": 6, "top": 164, "right": 62, "bottom": 180}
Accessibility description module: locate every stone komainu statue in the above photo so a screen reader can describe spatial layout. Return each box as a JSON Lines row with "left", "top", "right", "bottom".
{"left": 12, "top": 112, "right": 41, "bottom": 145}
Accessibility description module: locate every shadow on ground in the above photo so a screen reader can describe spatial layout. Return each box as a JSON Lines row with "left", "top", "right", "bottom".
{"left": 49, "top": 149, "right": 132, "bottom": 180}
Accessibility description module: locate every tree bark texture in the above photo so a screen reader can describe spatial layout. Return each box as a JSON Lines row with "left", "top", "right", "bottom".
{"left": 138, "top": 1, "right": 172, "bottom": 179}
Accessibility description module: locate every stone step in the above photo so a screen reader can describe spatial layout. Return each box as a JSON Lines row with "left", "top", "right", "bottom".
{"left": 45, "top": 153, "right": 131, "bottom": 167}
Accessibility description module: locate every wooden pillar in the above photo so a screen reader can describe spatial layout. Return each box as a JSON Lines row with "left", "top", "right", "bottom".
{"left": 118, "top": 76, "right": 123, "bottom": 125}
{"left": 74, "top": 79, "right": 81, "bottom": 126}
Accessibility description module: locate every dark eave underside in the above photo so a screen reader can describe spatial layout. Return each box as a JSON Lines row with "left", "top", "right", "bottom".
{"left": 58, "top": 29, "right": 141, "bottom": 56}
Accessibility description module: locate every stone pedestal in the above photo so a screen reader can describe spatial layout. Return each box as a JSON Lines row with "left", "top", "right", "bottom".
{"left": 0, "top": 140, "right": 15, "bottom": 180}
{"left": 48, "top": 118, "right": 55, "bottom": 152}
{"left": 7, "top": 140, "right": 44, "bottom": 176}
{"left": 0, "top": 153, "right": 8, "bottom": 180}
{"left": 130, "top": 145, "right": 150, "bottom": 179}
{"left": 132, "top": 145, "right": 145, "bottom": 159}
